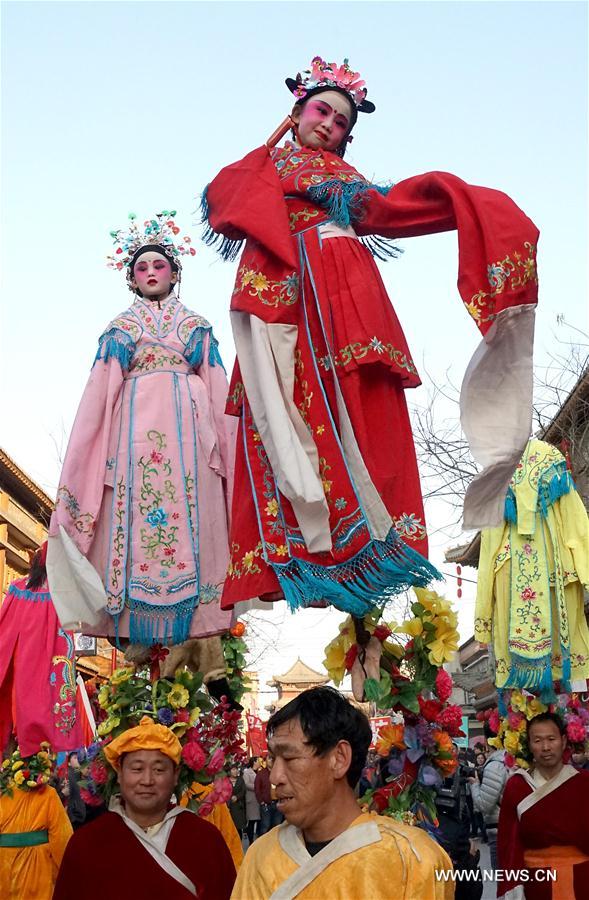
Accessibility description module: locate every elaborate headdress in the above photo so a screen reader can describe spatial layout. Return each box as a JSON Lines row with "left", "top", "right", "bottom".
{"left": 286, "top": 56, "right": 375, "bottom": 113}
{"left": 107, "top": 210, "right": 195, "bottom": 291}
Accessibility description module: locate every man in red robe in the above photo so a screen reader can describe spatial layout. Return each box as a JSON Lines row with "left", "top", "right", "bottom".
{"left": 497, "top": 711, "right": 589, "bottom": 899}
{"left": 53, "top": 717, "right": 236, "bottom": 899}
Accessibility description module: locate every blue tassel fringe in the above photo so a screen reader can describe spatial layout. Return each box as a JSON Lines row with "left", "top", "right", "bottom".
{"left": 184, "top": 326, "right": 226, "bottom": 372}
{"left": 10, "top": 586, "right": 51, "bottom": 603}
{"left": 200, "top": 186, "right": 244, "bottom": 262}
{"left": 94, "top": 328, "right": 135, "bottom": 371}
{"left": 128, "top": 597, "right": 197, "bottom": 646}
{"left": 272, "top": 527, "right": 441, "bottom": 616}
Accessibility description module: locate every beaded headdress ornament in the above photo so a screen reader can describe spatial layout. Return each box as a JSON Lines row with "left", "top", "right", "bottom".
{"left": 286, "top": 56, "right": 375, "bottom": 113}
{"left": 107, "top": 210, "right": 195, "bottom": 291}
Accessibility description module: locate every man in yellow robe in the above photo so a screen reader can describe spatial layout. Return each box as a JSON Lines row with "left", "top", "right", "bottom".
{"left": 181, "top": 781, "right": 244, "bottom": 870}
{"left": 0, "top": 783, "right": 72, "bottom": 900}
{"left": 231, "top": 687, "right": 453, "bottom": 899}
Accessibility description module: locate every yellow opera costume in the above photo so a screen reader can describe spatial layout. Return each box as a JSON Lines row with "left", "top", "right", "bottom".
{"left": 230, "top": 812, "right": 453, "bottom": 899}
{"left": 181, "top": 781, "right": 244, "bottom": 870}
{"left": 475, "top": 440, "right": 589, "bottom": 692}
{"left": 0, "top": 786, "right": 72, "bottom": 900}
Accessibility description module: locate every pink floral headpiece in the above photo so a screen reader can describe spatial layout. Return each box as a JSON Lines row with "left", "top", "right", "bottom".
{"left": 286, "top": 56, "right": 375, "bottom": 113}
{"left": 106, "top": 210, "right": 196, "bottom": 274}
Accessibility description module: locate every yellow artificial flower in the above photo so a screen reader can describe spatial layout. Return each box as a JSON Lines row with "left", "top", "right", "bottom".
{"left": 517, "top": 717, "right": 527, "bottom": 733}
{"left": 515, "top": 757, "right": 530, "bottom": 769}
{"left": 504, "top": 730, "right": 521, "bottom": 755}
{"left": 168, "top": 684, "right": 190, "bottom": 709}
{"left": 26, "top": 780, "right": 38, "bottom": 789}
{"left": 323, "top": 617, "right": 355, "bottom": 686}
{"left": 510, "top": 691, "right": 527, "bottom": 713}
{"left": 396, "top": 618, "right": 424, "bottom": 638}
{"left": 528, "top": 698, "right": 548, "bottom": 717}
{"left": 2, "top": 760, "right": 10, "bottom": 770}
{"left": 97, "top": 715, "right": 121, "bottom": 736}
{"left": 428, "top": 628, "right": 460, "bottom": 665}
{"left": 36, "top": 751, "right": 49, "bottom": 761}
{"left": 487, "top": 736, "right": 502, "bottom": 750}
{"left": 189, "top": 707, "right": 201, "bottom": 726}
{"left": 12, "top": 761, "right": 24, "bottom": 771}
{"left": 98, "top": 686, "right": 111, "bottom": 709}
{"left": 382, "top": 640, "right": 404, "bottom": 659}
{"left": 40, "top": 742, "right": 51, "bottom": 750}
{"left": 13, "top": 771, "right": 25, "bottom": 785}
{"left": 110, "top": 667, "right": 134, "bottom": 686}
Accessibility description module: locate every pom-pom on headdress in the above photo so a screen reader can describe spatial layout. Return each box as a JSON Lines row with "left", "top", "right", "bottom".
{"left": 107, "top": 210, "right": 195, "bottom": 290}
{"left": 286, "top": 56, "right": 375, "bottom": 113}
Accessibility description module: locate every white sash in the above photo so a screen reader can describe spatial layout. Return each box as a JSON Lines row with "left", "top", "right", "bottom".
{"left": 270, "top": 820, "right": 381, "bottom": 900}
{"left": 110, "top": 800, "right": 197, "bottom": 896}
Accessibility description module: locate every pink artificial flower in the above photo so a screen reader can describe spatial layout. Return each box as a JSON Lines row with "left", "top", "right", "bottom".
{"left": 566, "top": 716, "right": 586, "bottom": 743}
{"left": 488, "top": 709, "right": 500, "bottom": 735}
{"left": 504, "top": 753, "right": 516, "bottom": 768}
{"left": 210, "top": 776, "right": 233, "bottom": 804}
{"left": 175, "top": 709, "right": 190, "bottom": 723}
{"left": 89, "top": 760, "right": 109, "bottom": 785}
{"left": 507, "top": 711, "right": 525, "bottom": 731}
{"left": 436, "top": 704, "right": 464, "bottom": 737}
{"left": 182, "top": 742, "right": 207, "bottom": 771}
{"left": 198, "top": 797, "right": 215, "bottom": 818}
{"left": 206, "top": 748, "right": 225, "bottom": 775}
{"left": 435, "top": 669, "right": 453, "bottom": 703}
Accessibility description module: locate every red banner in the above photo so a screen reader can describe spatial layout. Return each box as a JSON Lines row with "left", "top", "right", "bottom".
{"left": 246, "top": 713, "right": 267, "bottom": 757}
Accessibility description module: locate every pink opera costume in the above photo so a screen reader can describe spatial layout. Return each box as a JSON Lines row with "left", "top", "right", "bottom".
{"left": 0, "top": 543, "right": 82, "bottom": 757}
{"left": 47, "top": 212, "right": 236, "bottom": 645}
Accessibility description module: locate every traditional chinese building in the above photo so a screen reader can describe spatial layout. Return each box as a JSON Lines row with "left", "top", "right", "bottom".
{"left": 266, "top": 658, "right": 329, "bottom": 714}
{"left": 0, "top": 447, "right": 52, "bottom": 594}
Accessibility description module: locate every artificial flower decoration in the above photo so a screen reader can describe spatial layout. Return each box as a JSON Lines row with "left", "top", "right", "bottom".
{"left": 0, "top": 743, "right": 54, "bottom": 795}
{"left": 323, "top": 589, "right": 461, "bottom": 830}
{"left": 480, "top": 689, "right": 589, "bottom": 768}
{"left": 287, "top": 56, "right": 374, "bottom": 112}
{"left": 78, "top": 666, "right": 246, "bottom": 812}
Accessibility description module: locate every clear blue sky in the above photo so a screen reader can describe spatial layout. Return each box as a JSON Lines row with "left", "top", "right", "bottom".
{"left": 1, "top": 1, "right": 587, "bottom": 675}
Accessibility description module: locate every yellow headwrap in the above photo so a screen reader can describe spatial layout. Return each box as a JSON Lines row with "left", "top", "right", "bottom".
{"left": 104, "top": 716, "right": 182, "bottom": 768}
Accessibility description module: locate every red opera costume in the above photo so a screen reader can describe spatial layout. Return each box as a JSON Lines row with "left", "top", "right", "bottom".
{"left": 0, "top": 576, "right": 82, "bottom": 757}
{"left": 497, "top": 765, "right": 589, "bottom": 899}
{"left": 203, "top": 141, "right": 539, "bottom": 614}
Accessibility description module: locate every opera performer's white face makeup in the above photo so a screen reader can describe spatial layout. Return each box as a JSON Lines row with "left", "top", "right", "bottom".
{"left": 131, "top": 251, "right": 177, "bottom": 302}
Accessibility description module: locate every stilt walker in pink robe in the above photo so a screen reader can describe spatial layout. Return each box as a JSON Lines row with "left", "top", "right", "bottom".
{"left": 0, "top": 543, "right": 83, "bottom": 756}
{"left": 47, "top": 212, "right": 237, "bottom": 645}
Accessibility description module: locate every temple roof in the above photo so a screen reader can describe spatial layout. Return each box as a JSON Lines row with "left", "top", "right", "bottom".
{"left": 269, "top": 657, "right": 329, "bottom": 686}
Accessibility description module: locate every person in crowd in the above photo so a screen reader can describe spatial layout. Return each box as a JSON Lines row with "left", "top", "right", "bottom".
{"left": 53, "top": 717, "right": 236, "bottom": 898}
{"left": 227, "top": 763, "right": 247, "bottom": 839}
{"left": 497, "top": 711, "right": 589, "bottom": 899}
{"left": 254, "top": 757, "right": 283, "bottom": 835}
{"left": 243, "top": 757, "right": 261, "bottom": 845}
{"left": 231, "top": 686, "right": 453, "bottom": 898}
{"left": 435, "top": 767, "right": 483, "bottom": 900}
{"left": 473, "top": 742, "right": 487, "bottom": 757}
{"left": 469, "top": 752, "right": 488, "bottom": 842}
{"left": 0, "top": 742, "right": 72, "bottom": 900}
{"left": 470, "top": 721, "right": 507, "bottom": 869}
{"left": 64, "top": 752, "right": 86, "bottom": 830}
{"left": 458, "top": 748, "right": 477, "bottom": 839}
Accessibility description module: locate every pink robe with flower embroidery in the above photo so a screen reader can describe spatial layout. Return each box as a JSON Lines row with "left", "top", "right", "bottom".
{"left": 47, "top": 293, "right": 237, "bottom": 645}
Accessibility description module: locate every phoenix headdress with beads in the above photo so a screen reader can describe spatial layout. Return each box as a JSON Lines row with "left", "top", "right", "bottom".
{"left": 106, "top": 210, "right": 196, "bottom": 277}
{"left": 286, "top": 56, "right": 375, "bottom": 113}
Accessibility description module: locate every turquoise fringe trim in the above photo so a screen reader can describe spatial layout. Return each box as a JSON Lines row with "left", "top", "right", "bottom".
{"left": 504, "top": 652, "right": 555, "bottom": 694}
{"left": 271, "top": 527, "right": 441, "bottom": 616}
{"left": 94, "top": 328, "right": 135, "bottom": 371}
{"left": 128, "top": 597, "right": 197, "bottom": 646}
{"left": 184, "top": 326, "right": 226, "bottom": 372}
{"left": 504, "top": 463, "right": 575, "bottom": 523}
{"left": 200, "top": 186, "right": 244, "bottom": 262}
{"left": 10, "top": 586, "right": 51, "bottom": 603}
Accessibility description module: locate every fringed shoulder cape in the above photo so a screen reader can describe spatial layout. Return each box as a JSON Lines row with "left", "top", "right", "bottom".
{"left": 203, "top": 143, "right": 539, "bottom": 614}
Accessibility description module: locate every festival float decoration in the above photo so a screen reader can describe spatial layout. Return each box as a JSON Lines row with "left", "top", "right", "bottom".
{"left": 78, "top": 644, "right": 246, "bottom": 813}
{"left": 0, "top": 744, "right": 54, "bottom": 795}
{"left": 478, "top": 689, "right": 589, "bottom": 769}
{"left": 323, "top": 588, "right": 462, "bottom": 826}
